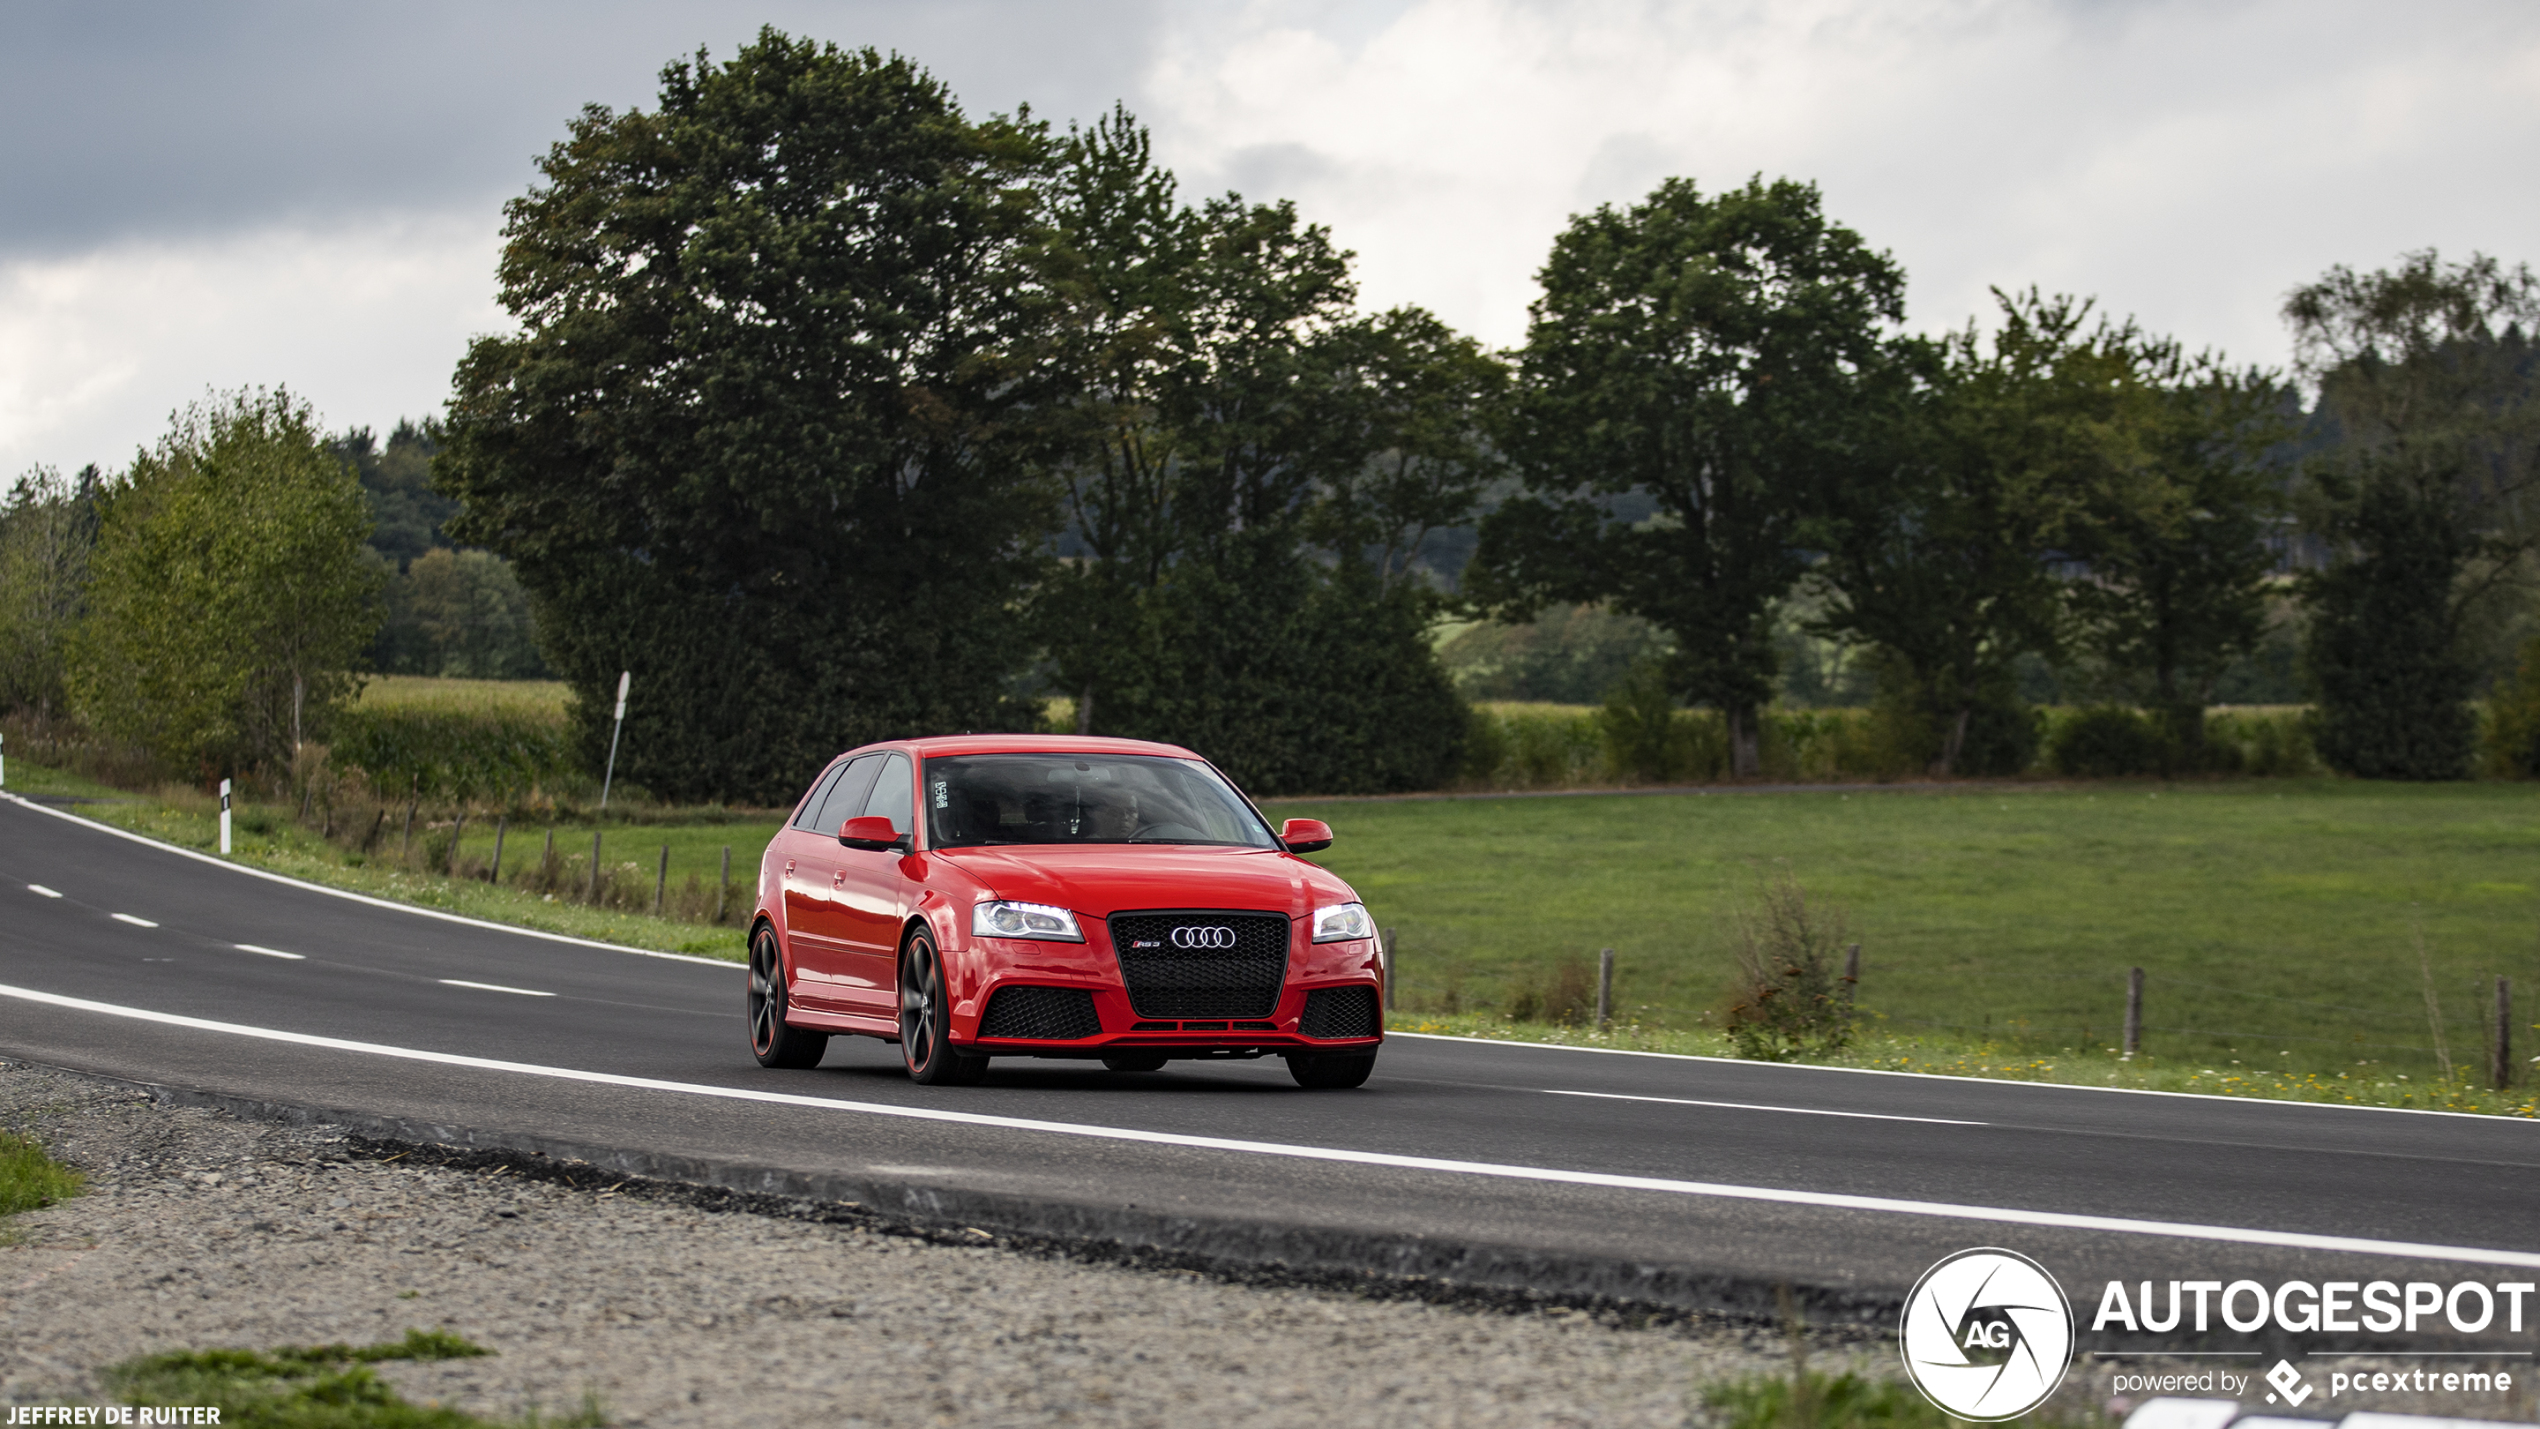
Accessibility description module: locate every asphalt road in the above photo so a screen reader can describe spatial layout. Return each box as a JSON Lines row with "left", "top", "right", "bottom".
{"left": 4, "top": 790, "right": 2536, "bottom": 1339}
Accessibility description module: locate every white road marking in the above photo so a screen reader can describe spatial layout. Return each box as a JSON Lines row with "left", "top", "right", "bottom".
{"left": 1394, "top": 1031, "right": 2538, "bottom": 1123}
{"left": 1543, "top": 1088, "right": 1985, "bottom": 1126}
{"left": 26, "top": 884, "right": 60, "bottom": 898}
{"left": 109, "top": 913, "right": 157, "bottom": 927}
{"left": 439, "top": 979, "right": 554, "bottom": 997}
{"left": 2, "top": 979, "right": 2533, "bottom": 1271}
{"left": 236, "top": 944, "right": 306, "bottom": 960}
{"left": 0, "top": 792, "right": 731, "bottom": 968}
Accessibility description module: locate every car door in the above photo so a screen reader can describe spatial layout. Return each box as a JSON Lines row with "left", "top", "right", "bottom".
{"left": 831, "top": 751, "right": 916, "bottom": 1018}
{"left": 787, "top": 754, "right": 885, "bottom": 1011}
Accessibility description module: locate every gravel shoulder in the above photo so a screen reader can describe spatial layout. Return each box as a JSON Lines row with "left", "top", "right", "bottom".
{"left": 0, "top": 1060, "right": 1849, "bottom": 1427}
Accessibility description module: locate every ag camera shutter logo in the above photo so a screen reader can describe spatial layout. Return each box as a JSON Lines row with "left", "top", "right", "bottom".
{"left": 1901, "top": 1248, "right": 2075, "bottom": 1421}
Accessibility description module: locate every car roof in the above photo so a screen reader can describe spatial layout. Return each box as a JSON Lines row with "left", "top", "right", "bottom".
{"left": 852, "top": 733, "right": 1203, "bottom": 761}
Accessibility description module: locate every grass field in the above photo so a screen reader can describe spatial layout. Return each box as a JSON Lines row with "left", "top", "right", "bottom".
{"left": 353, "top": 675, "right": 573, "bottom": 717}
{"left": 1268, "top": 779, "right": 2540, "bottom": 1113}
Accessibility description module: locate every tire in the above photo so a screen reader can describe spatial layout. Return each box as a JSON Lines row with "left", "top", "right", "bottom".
{"left": 900, "top": 928, "right": 989, "bottom": 1086}
{"left": 749, "top": 926, "right": 829, "bottom": 1069}
{"left": 1285, "top": 1052, "right": 1375, "bottom": 1089}
{"left": 1102, "top": 1053, "right": 1169, "bottom": 1073}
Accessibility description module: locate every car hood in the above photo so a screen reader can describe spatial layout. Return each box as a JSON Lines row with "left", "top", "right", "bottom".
{"left": 933, "top": 844, "right": 1354, "bottom": 920}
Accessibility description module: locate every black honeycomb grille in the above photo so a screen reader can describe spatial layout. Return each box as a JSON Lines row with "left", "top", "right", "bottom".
{"left": 1106, "top": 911, "right": 1290, "bottom": 1019}
{"left": 977, "top": 985, "right": 1101, "bottom": 1040}
{"left": 1299, "top": 986, "right": 1380, "bottom": 1040}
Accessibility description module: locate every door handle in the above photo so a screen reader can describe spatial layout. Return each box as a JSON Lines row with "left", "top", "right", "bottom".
{"left": 832, "top": 872, "right": 845, "bottom": 889}
{"left": 784, "top": 860, "right": 796, "bottom": 878}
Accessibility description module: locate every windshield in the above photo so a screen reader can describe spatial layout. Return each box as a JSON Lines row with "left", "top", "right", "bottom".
{"left": 923, "top": 753, "right": 1278, "bottom": 850}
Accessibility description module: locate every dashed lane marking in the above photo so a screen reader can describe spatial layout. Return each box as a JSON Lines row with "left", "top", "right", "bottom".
{"left": 236, "top": 944, "right": 307, "bottom": 960}
{"left": 109, "top": 913, "right": 157, "bottom": 928}
{"left": 1543, "top": 1088, "right": 1986, "bottom": 1125}
{"left": 26, "top": 884, "right": 59, "bottom": 898}
{"left": 439, "top": 979, "right": 555, "bottom": 997}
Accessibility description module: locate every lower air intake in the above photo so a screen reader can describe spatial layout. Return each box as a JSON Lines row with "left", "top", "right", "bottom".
{"left": 1299, "top": 986, "right": 1380, "bottom": 1040}
{"left": 977, "top": 985, "right": 1101, "bottom": 1040}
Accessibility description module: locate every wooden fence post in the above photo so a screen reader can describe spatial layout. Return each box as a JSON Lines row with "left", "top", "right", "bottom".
{"left": 587, "top": 830, "right": 604, "bottom": 905}
{"left": 2494, "top": 976, "right": 2513, "bottom": 1092}
{"left": 1382, "top": 927, "right": 1397, "bottom": 1012}
{"left": 717, "top": 846, "right": 732, "bottom": 925}
{"left": 1596, "top": 948, "right": 1615, "bottom": 1031}
{"left": 488, "top": 816, "right": 507, "bottom": 884}
{"left": 653, "top": 844, "right": 669, "bottom": 917}
{"left": 1842, "top": 943, "right": 1862, "bottom": 1007}
{"left": 2123, "top": 967, "right": 2144, "bottom": 1061}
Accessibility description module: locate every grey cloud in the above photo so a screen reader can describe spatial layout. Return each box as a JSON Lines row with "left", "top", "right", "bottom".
{"left": 0, "top": 0, "right": 1174, "bottom": 256}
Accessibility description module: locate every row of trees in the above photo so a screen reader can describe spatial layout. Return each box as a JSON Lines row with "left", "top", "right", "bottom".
{"left": 5, "top": 30, "right": 2531, "bottom": 796}
{"left": 438, "top": 31, "right": 2537, "bottom": 795}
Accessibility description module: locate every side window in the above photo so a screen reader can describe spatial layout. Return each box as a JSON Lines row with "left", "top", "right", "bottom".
{"left": 861, "top": 754, "right": 913, "bottom": 836}
{"left": 788, "top": 761, "right": 851, "bottom": 832}
{"left": 812, "top": 755, "right": 885, "bottom": 836}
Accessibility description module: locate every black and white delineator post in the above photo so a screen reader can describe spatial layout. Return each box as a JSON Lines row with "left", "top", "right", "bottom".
{"left": 599, "top": 670, "right": 630, "bottom": 810}
{"left": 219, "top": 778, "right": 233, "bottom": 855}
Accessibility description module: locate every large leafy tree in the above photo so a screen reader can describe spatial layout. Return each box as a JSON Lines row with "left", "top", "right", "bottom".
{"left": 1471, "top": 177, "right": 1905, "bottom": 777}
{"left": 2062, "top": 338, "right": 2290, "bottom": 765}
{"left": 437, "top": 32, "right": 1058, "bottom": 803}
{"left": 69, "top": 389, "right": 380, "bottom": 772}
{"left": 1812, "top": 294, "right": 2134, "bottom": 774}
{"left": 1031, "top": 111, "right": 1481, "bottom": 794}
{"left": 2283, "top": 250, "right": 2540, "bottom": 779}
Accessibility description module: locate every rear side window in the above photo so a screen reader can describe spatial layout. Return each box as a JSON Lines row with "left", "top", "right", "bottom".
{"left": 788, "top": 762, "right": 851, "bottom": 832}
{"left": 809, "top": 755, "right": 885, "bottom": 836}
{"left": 861, "top": 754, "right": 913, "bottom": 836}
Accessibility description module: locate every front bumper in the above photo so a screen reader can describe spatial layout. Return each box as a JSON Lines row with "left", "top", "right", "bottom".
{"left": 953, "top": 924, "right": 1384, "bottom": 1055}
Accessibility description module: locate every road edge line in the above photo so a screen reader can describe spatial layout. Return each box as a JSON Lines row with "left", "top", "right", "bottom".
{"left": 7, "top": 978, "right": 2539, "bottom": 1272}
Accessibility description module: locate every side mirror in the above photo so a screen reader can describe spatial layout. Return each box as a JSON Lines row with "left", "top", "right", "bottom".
{"left": 1279, "top": 818, "right": 1333, "bottom": 855}
{"left": 839, "top": 816, "right": 909, "bottom": 853}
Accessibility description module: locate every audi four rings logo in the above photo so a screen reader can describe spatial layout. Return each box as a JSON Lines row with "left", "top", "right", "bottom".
{"left": 1900, "top": 1248, "right": 2074, "bottom": 1421}
{"left": 1170, "top": 926, "right": 1237, "bottom": 949}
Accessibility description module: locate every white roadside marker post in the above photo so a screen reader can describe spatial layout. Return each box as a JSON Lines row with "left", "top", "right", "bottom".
{"left": 219, "top": 778, "right": 233, "bottom": 855}
{"left": 600, "top": 670, "right": 630, "bottom": 811}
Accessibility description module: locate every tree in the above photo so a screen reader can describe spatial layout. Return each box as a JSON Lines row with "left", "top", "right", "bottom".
{"left": 68, "top": 389, "right": 380, "bottom": 771}
{"left": 437, "top": 32, "right": 1059, "bottom": 803}
{"left": 0, "top": 464, "right": 103, "bottom": 719}
{"left": 2284, "top": 250, "right": 2540, "bottom": 779}
{"left": 1030, "top": 110, "right": 1479, "bottom": 793}
{"left": 2064, "top": 344, "right": 2290, "bottom": 766}
{"left": 1471, "top": 177, "right": 1905, "bottom": 777}
{"left": 1810, "top": 293, "right": 2129, "bottom": 775}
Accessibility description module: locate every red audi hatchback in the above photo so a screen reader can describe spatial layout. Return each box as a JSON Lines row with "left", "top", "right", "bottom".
{"left": 748, "top": 734, "right": 1384, "bottom": 1088}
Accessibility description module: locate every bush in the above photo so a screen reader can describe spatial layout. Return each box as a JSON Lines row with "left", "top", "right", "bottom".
{"left": 2483, "top": 636, "right": 2540, "bottom": 779}
{"left": 2046, "top": 706, "right": 2164, "bottom": 777}
{"left": 1724, "top": 871, "right": 1857, "bottom": 1061}
{"left": 329, "top": 704, "right": 579, "bottom": 805}
{"left": 1506, "top": 953, "right": 1597, "bottom": 1025}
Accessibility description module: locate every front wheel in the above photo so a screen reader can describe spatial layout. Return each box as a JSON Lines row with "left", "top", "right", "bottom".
{"left": 749, "top": 927, "right": 829, "bottom": 1069}
{"left": 1285, "top": 1052, "right": 1375, "bottom": 1089}
{"left": 900, "top": 929, "right": 988, "bottom": 1086}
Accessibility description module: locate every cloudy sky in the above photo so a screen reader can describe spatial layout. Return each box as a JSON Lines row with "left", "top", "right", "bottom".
{"left": 3, "top": 0, "right": 2533, "bottom": 477}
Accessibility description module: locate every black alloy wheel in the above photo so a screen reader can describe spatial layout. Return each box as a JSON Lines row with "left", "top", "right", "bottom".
{"left": 900, "top": 928, "right": 989, "bottom": 1086}
{"left": 1285, "top": 1052, "right": 1375, "bottom": 1089}
{"left": 749, "top": 926, "right": 829, "bottom": 1069}
{"left": 1101, "top": 1053, "right": 1169, "bottom": 1073}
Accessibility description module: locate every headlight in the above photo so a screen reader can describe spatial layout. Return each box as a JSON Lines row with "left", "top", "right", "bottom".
{"left": 971, "top": 900, "right": 1085, "bottom": 942}
{"left": 1310, "top": 901, "right": 1373, "bottom": 944}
